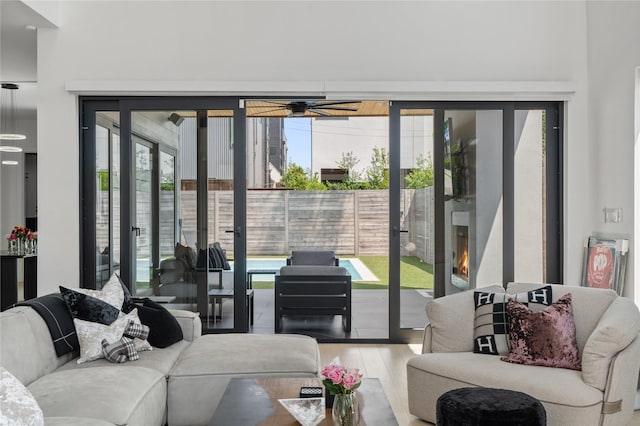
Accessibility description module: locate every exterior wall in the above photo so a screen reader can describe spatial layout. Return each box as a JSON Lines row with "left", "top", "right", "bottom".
{"left": 33, "top": 1, "right": 631, "bottom": 300}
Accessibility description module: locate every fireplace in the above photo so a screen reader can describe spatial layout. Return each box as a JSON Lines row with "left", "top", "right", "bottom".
{"left": 451, "top": 211, "right": 470, "bottom": 290}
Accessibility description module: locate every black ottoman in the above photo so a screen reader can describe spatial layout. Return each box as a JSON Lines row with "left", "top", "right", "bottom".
{"left": 436, "top": 387, "right": 546, "bottom": 426}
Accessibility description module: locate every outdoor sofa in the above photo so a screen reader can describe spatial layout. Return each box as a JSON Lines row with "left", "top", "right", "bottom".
{"left": 407, "top": 282, "right": 640, "bottom": 426}
{"left": 1, "top": 287, "right": 320, "bottom": 425}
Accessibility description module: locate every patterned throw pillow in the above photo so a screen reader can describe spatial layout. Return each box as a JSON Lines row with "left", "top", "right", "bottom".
{"left": 59, "top": 286, "right": 120, "bottom": 325}
{"left": 75, "top": 308, "right": 149, "bottom": 364}
{"left": 0, "top": 367, "right": 44, "bottom": 426}
{"left": 61, "top": 273, "right": 152, "bottom": 363}
{"left": 63, "top": 274, "right": 125, "bottom": 311}
{"left": 501, "top": 293, "right": 581, "bottom": 370}
{"left": 473, "top": 285, "right": 553, "bottom": 355}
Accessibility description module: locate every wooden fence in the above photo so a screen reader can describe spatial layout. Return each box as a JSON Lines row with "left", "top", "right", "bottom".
{"left": 97, "top": 188, "right": 435, "bottom": 264}
{"left": 179, "top": 188, "right": 434, "bottom": 263}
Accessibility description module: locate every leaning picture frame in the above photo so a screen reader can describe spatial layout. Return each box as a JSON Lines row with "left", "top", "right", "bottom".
{"left": 581, "top": 236, "right": 629, "bottom": 295}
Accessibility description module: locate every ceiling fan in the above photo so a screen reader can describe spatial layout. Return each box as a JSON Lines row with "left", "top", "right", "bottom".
{"left": 250, "top": 100, "right": 361, "bottom": 117}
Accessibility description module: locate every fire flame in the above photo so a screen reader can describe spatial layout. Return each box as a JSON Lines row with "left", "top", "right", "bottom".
{"left": 459, "top": 249, "right": 468, "bottom": 278}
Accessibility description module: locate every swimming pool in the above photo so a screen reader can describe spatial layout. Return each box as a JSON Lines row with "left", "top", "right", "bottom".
{"left": 230, "top": 258, "right": 378, "bottom": 281}
{"left": 143, "top": 257, "right": 378, "bottom": 282}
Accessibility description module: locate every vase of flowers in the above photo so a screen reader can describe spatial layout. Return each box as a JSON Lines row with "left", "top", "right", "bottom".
{"left": 7, "top": 226, "right": 35, "bottom": 254}
{"left": 321, "top": 363, "right": 363, "bottom": 426}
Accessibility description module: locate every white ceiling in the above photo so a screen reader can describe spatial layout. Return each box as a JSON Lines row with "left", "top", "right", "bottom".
{"left": 1, "top": 1, "right": 58, "bottom": 120}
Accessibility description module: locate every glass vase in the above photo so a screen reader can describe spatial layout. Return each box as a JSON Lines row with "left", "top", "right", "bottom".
{"left": 331, "top": 392, "right": 360, "bottom": 426}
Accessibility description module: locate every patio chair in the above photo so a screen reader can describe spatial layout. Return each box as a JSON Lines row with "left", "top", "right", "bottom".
{"left": 274, "top": 265, "right": 351, "bottom": 333}
{"left": 155, "top": 242, "right": 231, "bottom": 304}
{"left": 286, "top": 249, "right": 340, "bottom": 266}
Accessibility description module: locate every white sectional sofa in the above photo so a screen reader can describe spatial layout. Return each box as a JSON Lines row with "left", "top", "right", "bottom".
{"left": 407, "top": 283, "right": 640, "bottom": 426}
{"left": 1, "top": 305, "right": 320, "bottom": 425}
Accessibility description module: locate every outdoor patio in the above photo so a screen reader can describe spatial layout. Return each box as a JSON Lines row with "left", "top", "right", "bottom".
{"left": 210, "top": 288, "right": 432, "bottom": 341}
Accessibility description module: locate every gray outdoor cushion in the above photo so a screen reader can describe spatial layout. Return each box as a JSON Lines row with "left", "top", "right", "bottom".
{"left": 290, "top": 250, "right": 337, "bottom": 266}
{"left": 279, "top": 265, "right": 349, "bottom": 276}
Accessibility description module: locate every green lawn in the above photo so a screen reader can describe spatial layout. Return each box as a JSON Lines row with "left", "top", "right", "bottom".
{"left": 252, "top": 255, "right": 433, "bottom": 290}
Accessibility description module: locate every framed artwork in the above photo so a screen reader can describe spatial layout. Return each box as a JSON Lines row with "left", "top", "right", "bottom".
{"left": 581, "top": 236, "right": 629, "bottom": 295}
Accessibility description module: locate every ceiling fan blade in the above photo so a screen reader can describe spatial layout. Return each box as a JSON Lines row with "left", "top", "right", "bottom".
{"left": 307, "top": 108, "right": 332, "bottom": 116}
{"left": 313, "top": 106, "right": 360, "bottom": 112}
{"left": 309, "top": 100, "right": 361, "bottom": 107}
{"left": 250, "top": 107, "right": 288, "bottom": 115}
{"left": 250, "top": 101, "right": 291, "bottom": 107}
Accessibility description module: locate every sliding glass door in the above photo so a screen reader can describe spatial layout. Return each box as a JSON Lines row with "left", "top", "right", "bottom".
{"left": 82, "top": 99, "right": 248, "bottom": 333}
{"left": 389, "top": 102, "right": 562, "bottom": 342}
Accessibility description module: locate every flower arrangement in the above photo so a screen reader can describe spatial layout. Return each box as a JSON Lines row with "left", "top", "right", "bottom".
{"left": 321, "top": 363, "right": 362, "bottom": 395}
{"left": 7, "top": 226, "right": 37, "bottom": 254}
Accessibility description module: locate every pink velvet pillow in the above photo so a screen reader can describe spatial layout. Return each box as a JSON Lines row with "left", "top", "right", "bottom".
{"left": 501, "top": 293, "right": 581, "bottom": 370}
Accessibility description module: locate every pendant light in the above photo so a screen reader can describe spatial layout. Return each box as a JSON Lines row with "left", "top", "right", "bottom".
{"left": 0, "top": 83, "right": 26, "bottom": 141}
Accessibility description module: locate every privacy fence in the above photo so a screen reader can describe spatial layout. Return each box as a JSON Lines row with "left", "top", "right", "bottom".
{"left": 178, "top": 188, "right": 434, "bottom": 264}
{"left": 97, "top": 189, "right": 434, "bottom": 265}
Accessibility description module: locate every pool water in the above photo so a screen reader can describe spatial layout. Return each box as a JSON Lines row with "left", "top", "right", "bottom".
{"left": 231, "top": 258, "right": 365, "bottom": 281}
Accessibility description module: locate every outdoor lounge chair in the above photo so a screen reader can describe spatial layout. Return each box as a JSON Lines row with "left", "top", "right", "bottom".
{"left": 274, "top": 265, "right": 352, "bottom": 333}
{"left": 287, "top": 249, "right": 340, "bottom": 266}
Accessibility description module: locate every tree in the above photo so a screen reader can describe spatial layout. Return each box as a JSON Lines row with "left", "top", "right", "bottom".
{"left": 281, "top": 163, "right": 309, "bottom": 189}
{"left": 405, "top": 155, "right": 434, "bottom": 189}
{"left": 281, "top": 162, "right": 327, "bottom": 190}
{"left": 329, "top": 151, "right": 366, "bottom": 190}
{"left": 365, "top": 147, "right": 389, "bottom": 189}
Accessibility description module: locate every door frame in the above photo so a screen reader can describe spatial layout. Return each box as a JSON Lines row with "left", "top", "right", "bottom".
{"left": 388, "top": 101, "right": 563, "bottom": 342}
{"left": 80, "top": 97, "right": 249, "bottom": 333}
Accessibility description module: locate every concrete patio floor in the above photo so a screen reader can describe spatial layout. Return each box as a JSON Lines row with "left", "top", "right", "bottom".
{"left": 208, "top": 288, "right": 433, "bottom": 341}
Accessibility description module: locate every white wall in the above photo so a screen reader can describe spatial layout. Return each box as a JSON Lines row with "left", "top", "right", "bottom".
{"left": 36, "top": 1, "right": 600, "bottom": 295}
{"left": 586, "top": 2, "right": 640, "bottom": 300}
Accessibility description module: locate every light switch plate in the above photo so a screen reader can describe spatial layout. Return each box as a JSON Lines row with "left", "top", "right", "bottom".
{"left": 603, "top": 207, "right": 622, "bottom": 223}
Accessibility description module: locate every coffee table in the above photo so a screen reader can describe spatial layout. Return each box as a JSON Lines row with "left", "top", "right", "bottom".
{"left": 210, "top": 377, "right": 398, "bottom": 425}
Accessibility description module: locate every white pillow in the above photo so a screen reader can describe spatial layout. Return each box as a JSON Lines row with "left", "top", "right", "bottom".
{"left": 75, "top": 308, "right": 152, "bottom": 364}
{"left": 73, "top": 273, "right": 125, "bottom": 310}
{"left": 0, "top": 367, "right": 44, "bottom": 426}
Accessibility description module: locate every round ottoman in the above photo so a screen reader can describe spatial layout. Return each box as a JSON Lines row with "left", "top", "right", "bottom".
{"left": 436, "top": 387, "right": 546, "bottom": 426}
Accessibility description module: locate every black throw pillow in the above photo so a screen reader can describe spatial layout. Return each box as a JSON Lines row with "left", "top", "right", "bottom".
{"left": 197, "top": 248, "right": 218, "bottom": 270}
{"left": 136, "top": 298, "right": 183, "bottom": 348}
{"left": 59, "top": 286, "right": 120, "bottom": 325}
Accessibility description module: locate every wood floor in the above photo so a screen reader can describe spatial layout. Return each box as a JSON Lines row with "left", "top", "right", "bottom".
{"left": 318, "top": 343, "right": 640, "bottom": 426}
{"left": 318, "top": 343, "right": 430, "bottom": 425}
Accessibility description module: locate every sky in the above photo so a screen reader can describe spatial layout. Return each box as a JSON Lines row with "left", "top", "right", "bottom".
{"left": 284, "top": 118, "right": 311, "bottom": 170}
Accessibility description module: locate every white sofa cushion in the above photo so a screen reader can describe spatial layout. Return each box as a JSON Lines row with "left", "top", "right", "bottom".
{"left": 426, "top": 284, "right": 504, "bottom": 353}
{"left": 507, "top": 283, "right": 618, "bottom": 351}
{"left": 28, "top": 366, "right": 166, "bottom": 426}
{"left": 581, "top": 296, "right": 640, "bottom": 391}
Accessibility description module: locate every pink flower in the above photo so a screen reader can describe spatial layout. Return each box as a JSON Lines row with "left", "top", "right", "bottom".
{"left": 322, "top": 363, "right": 362, "bottom": 394}
{"left": 321, "top": 364, "right": 345, "bottom": 385}
{"left": 341, "top": 369, "right": 362, "bottom": 390}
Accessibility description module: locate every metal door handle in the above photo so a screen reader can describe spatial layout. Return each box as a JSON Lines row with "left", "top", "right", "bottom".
{"left": 225, "top": 227, "right": 241, "bottom": 237}
{"left": 131, "top": 226, "right": 141, "bottom": 237}
{"left": 392, "top": 226, "right": 409, "bottom": 236}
